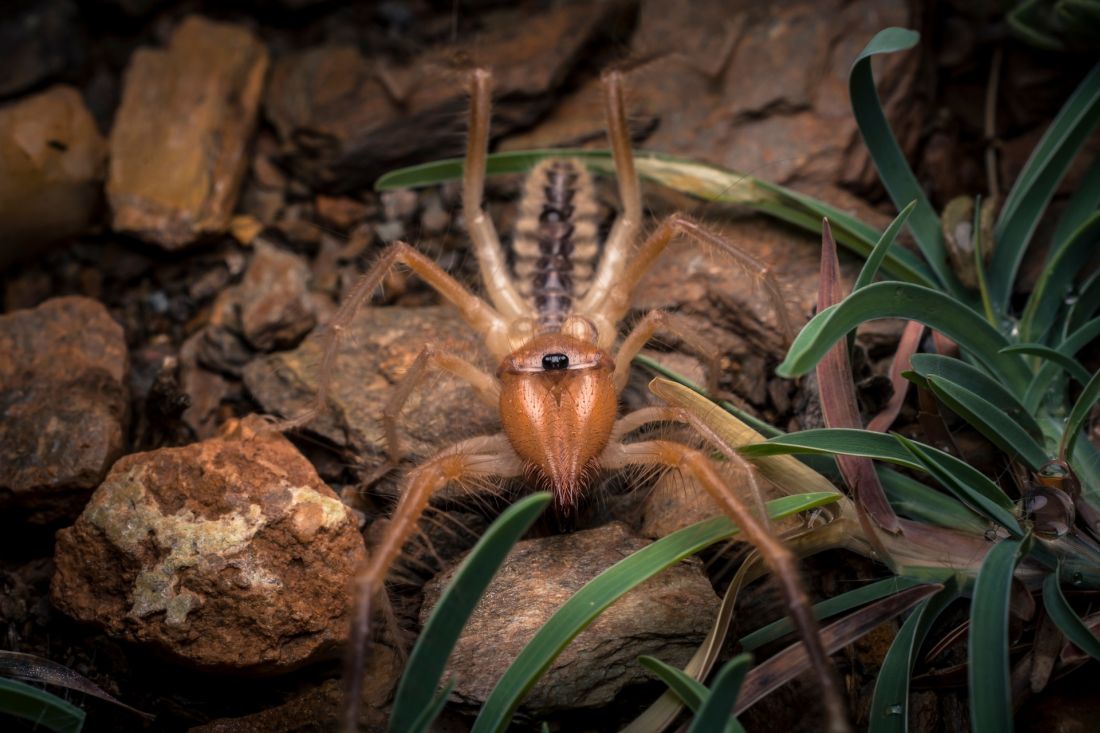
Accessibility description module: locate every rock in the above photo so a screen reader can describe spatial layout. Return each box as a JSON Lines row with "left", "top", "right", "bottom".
{"left": 0, "top": 297, "right": 128, "bottom": 524}
{"left": 315, "top": 195, "right": 368, "bottom": 231}
{"left": 640, "top": 471, "right": 723, "bottom": 539}
{"left": 179, "top": 332, "right": 234, "bottom": 440}
{"left": 0, "top": 0, "right": 82, "bottom": 98}
{"left": 243, "top": 306, "right": 498, "bottom": 470}
{"left": 50, "top": 415, "right": 367, "bottom": 674}
{"left": 107, "top": 16, "right": 269, "bottom": 249}
{"left": 187, "top": 647, "right": 399, "bottom": 733}
{"left": 630, "top": 214, "right": 866, "bottom": 404}
{"left": 0, "top": 85, "right": 108, "bottom": 266}
{"left": 263, "top": 2, "right": 627, "bottom": 190}
{"left": 238, "top": 241, "right": 317, "bottom": 352}
{"left": 420, "top": 521, "right": 719, "bottom": 712}
{"left": 505, "top": 0, "right": 917, "bottom": 193}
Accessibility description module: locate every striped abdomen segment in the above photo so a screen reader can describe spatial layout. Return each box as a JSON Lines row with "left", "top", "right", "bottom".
{"left": 513, "top": 158, "right": 599, "bottom": 332}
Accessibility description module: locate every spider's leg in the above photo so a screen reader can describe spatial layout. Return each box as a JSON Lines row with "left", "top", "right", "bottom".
{"left": 583, "top": 214, "right": 794, "bottom": 348}
{"left": 613, "top": 309, "right": 723, "bottom": 395}
{"left": 274, "top": 241, "right": 510, "bottom": 432}
{"left": 578, "top": 69, "right": 642, "bottom": 345}
{"left": 599, "top": 437, "right": 850, "bottom": 733}
{"left": 463, "top": 69, "right": 531, "bottom": 320}
{"left": 342, "top": 434, "right": 522, "bottom": 733}
{"left": 382, "top": 345, "right": 500, "bottom": 465}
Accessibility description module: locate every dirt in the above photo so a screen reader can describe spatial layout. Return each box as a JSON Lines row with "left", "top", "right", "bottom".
{"left": 0, "top": 1, "right": 1093, "bottom": 731}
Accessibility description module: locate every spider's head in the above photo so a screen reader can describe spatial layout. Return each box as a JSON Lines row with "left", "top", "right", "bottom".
{"left": 497, "top": 332, "right": 617, "bottom": 513}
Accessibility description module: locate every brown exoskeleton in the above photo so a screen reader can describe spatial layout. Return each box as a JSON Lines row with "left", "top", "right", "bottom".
{"left": 279, "top": 69, "right": 849, "bottom": 732}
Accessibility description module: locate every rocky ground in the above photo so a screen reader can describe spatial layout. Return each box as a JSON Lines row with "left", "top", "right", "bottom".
{"left": 0, "top": 1, "right": 1094, "bottom": 731}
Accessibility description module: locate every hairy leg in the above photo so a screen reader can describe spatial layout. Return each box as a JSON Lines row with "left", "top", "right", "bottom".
{"left": 599, "top": 438, "right": 850, "bottom": 733}
{"left": 582, "top": 214, "right": 794, "bottom": 349}
{"left": 463, "top": 69, "right": 531, "bottom": 321}
{"left": 613, "top": 309, "right": 723, "bottom": 395}
{"left": 274, "top": 241, "right": 510, "bottom": 432}
{"left": 579, "top": 70, "right": 643, "bottom": 346}
{"left": 382, "top": 346, "right": 500, "bottom": 464}
{"left": 342, "top": 434, "right": 522, "bottom": 733}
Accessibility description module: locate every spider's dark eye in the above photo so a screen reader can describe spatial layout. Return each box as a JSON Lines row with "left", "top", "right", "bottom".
{"left": 542, "top": 353, "right": 569, "bottom": 370}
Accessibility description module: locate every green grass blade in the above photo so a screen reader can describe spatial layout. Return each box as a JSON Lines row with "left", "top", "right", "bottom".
{"left": 1067, "top": 269, "right": 1100, "bottom": 333}
{"left": 406, "top": 679, "right": 456, "bottom": 733}
{"left": 1052, "top": 153, "right": 1100, "bottom": 251}
{"left": 1043, "top": 563, "right": 1100, "bottom": 661}
{"left": 1020, "top": 210, "right": 1100, "bottom": 343}
{"left": 895, "top": 434, "right": 1024, "bottom": 537}
{"left": 470, "top": 493, "right": 838, "bottom": 733}
{"left": 740, "top": 428, "right": 923, "bottom": 470}
{"left": 969, "top": 537, "right": 1030, "bottom": 733}
{"left": 740, "top": 577, "right": 927, "bottom": 651}
{"left": 908, "top": 353, "right": 1041, "bottom": 436}
{"left": 854, "top": 201, "right": 917, "bottom": 290}
{"left": 973, "top": 195, "right": 998, "bottom": 326}
{"left": 686, "top": 654, "right": 753, "bottom": 733}
{"left": 637, "top": 656, "right": 708, "bottom": 712}
{"left": 868, "top": 578, "right": 960, "bottom": 733}
{"left": 1007, "top": 0, "right": 1067, "bottom": 50}
{"left": 1061, "top": 367, "right": 1100, "bottom": 463}
{"left": 1001, "top": 344, "right": 1092, "bottom": 386}
{"left": 1024, "top": 316, "right": 1100, "bottom": 411}
{"left": 991, "top": 62, "right": 1100, "bottom": 311}
{"left": 0, "top": 678, "right": 85, "bottom": 733}
{"left": 877, "top": 466, "right": 989, "bottom": 533}
{"left": 377, "top": 147, "right": 937, "bottom": 287}
{"left": 922, "top": 375, "right": 1049, "bottom": 469}
{"left": 850, "top": 28, "right": 965, "bottom": 297}
{"left": 777, "top": 283, "right": 1030, "bottom": 393}
{"left": 390, "top": 492, "right": 551, "bottom": 733}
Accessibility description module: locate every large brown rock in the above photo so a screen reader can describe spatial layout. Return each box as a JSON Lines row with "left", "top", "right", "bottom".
{"left": 243, "top": 306, "right": 498, "bottom": 470}
{"left": 263, "top": 2, "right": 627, "bottom": 190}
{"left": 107, "top": 16, "right": 269, "bottom": 248}
{"left": 420, "top": 521, "right": 720, "bottom": 712}
{"left": 50, "top": 416, "right": 366, "bottom": 673}
{"left": 0, "top": 296, "right": 128, "bottom": 523}
{"left": 0, "top": 85, "right": 108, "bottom": 265}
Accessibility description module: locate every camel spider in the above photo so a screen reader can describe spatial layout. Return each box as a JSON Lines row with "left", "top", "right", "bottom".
{"left": 278, "top": 69, "right": 848, "bottom": 732}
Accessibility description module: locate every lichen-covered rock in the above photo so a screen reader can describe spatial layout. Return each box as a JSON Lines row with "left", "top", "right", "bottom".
{"left": 420, "top": 521, "right": 720, "bottom": 712}
{"left": 107, "top": 16, "right": 269, "bottom": 248}
{"left": 0, "top": 296, "right": 127, "bottom": 523}
{"left": 51, "top": 416, "right": 366, "bottom": 673}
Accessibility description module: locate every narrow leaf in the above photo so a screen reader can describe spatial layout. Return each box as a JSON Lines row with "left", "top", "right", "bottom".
{"left": 868, "top": 579, "right": 960, "bottom": 733}
{"left": 908, "top": 353, "right": 1041, "bottom": 435}
{"left": 854, "top": 201, "right": 918, "bottom": 290}
{"left": 1061, "top": 368, "right": 1100, "bottom": 463}
{"left": 740, "top": 576, "right": 927, "bottom": 651}
{"left": 406, "top": 679, "right": 456, "bottom": 733}
{"left": 686, "top": 654, "right": 753, "bottom": 733}
{"left": 1020, "top": 209, "right": 1100, "bottom": 343}
{"left": 391, "top": 492, "right": 551, "bottom": 733}
{"left": 991, "top": 62, "right": 1100, "bottom": 311}
{"left": 816, "top": 219, "right": 898, "bottom": 531}
{"left": 866, "top": 320, "right": 925, "bottom": 433}
{"left": 740, "top": 428, "right": 923, "bottom": 471}
{"left": 1001, "top": 344, "right": 1092, "bottom": 386}
{"left": 895, "top": 434, "right": 1024, "bottom": 536}
{"left": 638, "top": 656, "right": 708, "bottom": 712}
{"left": 0, "top": 678, "right": 85, "bottom": 733}
{"left": 849, "top": 29, "right": 965, "bottom": 297}
{"left": 922, "top": 374, "right": 1049, "bottom": 469}
{"left": 777, "top": 283, "right": 1031, "bottom": 395}
{"left": 1042, "top": 563, "right": 1100, "bottom": 662}
{"left": 969, "top": 537, "right": 1030, "bottom": 733}
{"left": 734, "top": 584, "right": 940, "bottom": 715}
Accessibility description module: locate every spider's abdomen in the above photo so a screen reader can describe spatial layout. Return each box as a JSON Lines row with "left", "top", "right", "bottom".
{"left": 513, "top": 159, "right": 599, "bottom": 332}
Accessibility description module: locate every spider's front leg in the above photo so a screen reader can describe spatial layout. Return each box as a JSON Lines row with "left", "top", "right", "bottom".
{"left": 599, "top": 428, "right": 851, "bottom": 733}
{"left": 341, "top": 434, "right": 522, "bottom": 733}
